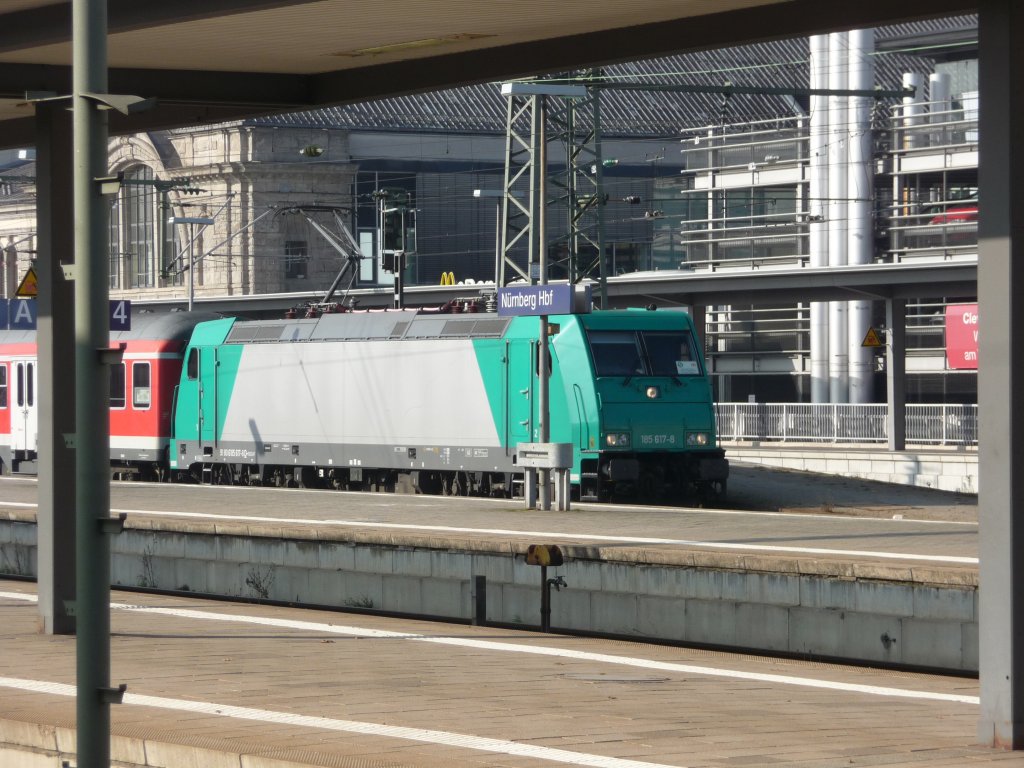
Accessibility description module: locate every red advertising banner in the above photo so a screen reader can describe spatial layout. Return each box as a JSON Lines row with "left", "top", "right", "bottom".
{"left": 945, "top": 303, "right": 979, "bottom": 370}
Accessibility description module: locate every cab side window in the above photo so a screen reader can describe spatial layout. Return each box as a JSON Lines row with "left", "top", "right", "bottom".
{"left": 187, "top": 348, "right": 199, "bottom": 380}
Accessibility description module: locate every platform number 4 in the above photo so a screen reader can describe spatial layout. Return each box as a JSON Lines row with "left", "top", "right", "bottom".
{"left": 109, "top": 300, "right": 131, "bottom": 331}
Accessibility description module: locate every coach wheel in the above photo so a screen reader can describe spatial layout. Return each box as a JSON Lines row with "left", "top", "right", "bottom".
{"left": 297, "top": 466, "right": 320, "bottom": 488}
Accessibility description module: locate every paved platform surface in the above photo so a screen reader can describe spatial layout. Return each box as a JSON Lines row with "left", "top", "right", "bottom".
{"left": 2, "top": 580, "right": 1020, "bottom": 768}
{"left": 723, "top": 443, "right": 978, "bottom": 495}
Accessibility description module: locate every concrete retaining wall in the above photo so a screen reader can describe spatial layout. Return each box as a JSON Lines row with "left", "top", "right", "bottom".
{"left": 0, "top": 717, "right": 322, "bottom": 768}
{"left": 0, "top": 514, "right": 978, "bottom": 674}
{"left": 724, "top": 443, "right": 978, "bottom": 494}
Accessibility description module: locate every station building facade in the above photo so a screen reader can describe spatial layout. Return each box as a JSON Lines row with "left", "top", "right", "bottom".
{"left": 0, "top": 16, "right": 978, "bottom": 406}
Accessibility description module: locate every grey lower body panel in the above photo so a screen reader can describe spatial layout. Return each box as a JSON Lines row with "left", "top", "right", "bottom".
{"left": 175, "top": 439, "right": 518, "bottom": 476}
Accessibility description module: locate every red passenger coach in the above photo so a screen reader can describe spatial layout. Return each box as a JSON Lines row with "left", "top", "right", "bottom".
{"left": 0, "top": 329, "right": 39, "bottom": 473}
{"left": 109, "top": 313, "right": 218, "bottom": 479}
{"left": 0, "top": 312, "right": 216, "bottom": 477}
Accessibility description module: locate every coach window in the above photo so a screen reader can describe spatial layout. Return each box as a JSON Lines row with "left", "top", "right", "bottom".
{"left": 186, "top": 348, "right": 198, "bottom": 380}
{"left": 132, "top": 362, "right": 151, "bottom": 409}
{"left": 0, "top": 365, "right": 7, "bottom": 408}
{"left": 26, "top": 362, "right": 33, "bottom": 407}
{"left": 109, "top": 362, "right": 126, "bottom": 409}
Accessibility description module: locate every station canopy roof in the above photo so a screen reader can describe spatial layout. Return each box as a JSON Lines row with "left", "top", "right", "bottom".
{"left": 0, "top": 0, "right": 974, "bottom": 147}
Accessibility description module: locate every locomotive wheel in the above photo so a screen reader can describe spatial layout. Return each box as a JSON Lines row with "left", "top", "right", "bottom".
{"left": 415, "top": 471, "right": 443, "bottom": 495}
{"left": 212, "top": 464, "right": 230, "bottom": 485}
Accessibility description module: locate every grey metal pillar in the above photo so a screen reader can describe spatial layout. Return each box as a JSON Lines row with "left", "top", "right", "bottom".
{"left": 34, "top": 104, "right": 77, "bottom": 636}
{"left": 74, "top": 0, "right": 116, "bottom": 765}
{"left": 885, "top": 299, "right": 905, "bottom": 452}
{"left": 689, "top": 305, "right": 707, "bottom": 350}
{"left": 978, "top": 0, "right": 1024, "bottom": 749}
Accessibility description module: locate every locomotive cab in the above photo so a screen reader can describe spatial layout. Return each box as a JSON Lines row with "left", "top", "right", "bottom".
{"left": 563, "top": 310, "right": 728, "bottom": 502}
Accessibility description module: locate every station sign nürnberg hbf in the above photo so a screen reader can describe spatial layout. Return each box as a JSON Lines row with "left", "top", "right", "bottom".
{"left": 497, "top": 284, "right": 590, "bottom": 316}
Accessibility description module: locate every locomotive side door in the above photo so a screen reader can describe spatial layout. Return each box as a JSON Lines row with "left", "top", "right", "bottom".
{"left": 506, "top": 338, "right": 534, "bottom": 449}
{"left": 198, "top": 347, "right": 218, "bottom": 446}
{"left": 11, "top": 360, "right": 36, "bottom": 456}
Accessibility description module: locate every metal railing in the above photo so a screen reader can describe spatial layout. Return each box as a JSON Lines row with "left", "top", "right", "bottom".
{"left": 715, "top": 402, "right": 978, "bottom": 447}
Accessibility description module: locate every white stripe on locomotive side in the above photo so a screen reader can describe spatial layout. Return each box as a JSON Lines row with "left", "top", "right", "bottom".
{"left": 221, "top": 339, "right": 501, "bottom": 448}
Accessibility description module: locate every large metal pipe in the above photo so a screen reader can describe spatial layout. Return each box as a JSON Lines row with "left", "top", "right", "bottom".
{"left": 901, "top": 72, "right": 925, "bottom": 150}
{"left": 929, "top": 72, "right": 952, "bottom": 118}
{"left": 74, "top": 0, "right": 115, "bottom": 765}
{"left": 828, "top": 31, "right": 849, "bottom": 402}
{"left": 847, "top": 28, "right": 875, "bottom": 404}
{"left": 929, "top": 72, "right": 953, "bottom": 147}
{"left": 809, "top": 34, "right": 830, "bottom": 403}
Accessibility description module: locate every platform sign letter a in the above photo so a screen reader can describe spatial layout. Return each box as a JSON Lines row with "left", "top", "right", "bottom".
{"left": 10, "top": 298, "right": 37, "bottom": 329}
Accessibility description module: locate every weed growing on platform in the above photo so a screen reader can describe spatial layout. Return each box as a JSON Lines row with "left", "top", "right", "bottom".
{"left": 245, "top": 565, "right": 276, "bottom": 599}
{"left": 138, "top": 540, "right": 157, "bottom": 588}
{"left": 0, "top": 545, "right": 30, "bottom": 577}
{"left": 344, "top": 596, "right": 375, "bottom": 609}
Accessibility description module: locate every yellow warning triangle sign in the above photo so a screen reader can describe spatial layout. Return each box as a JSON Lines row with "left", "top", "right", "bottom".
{"left": 861, "top": 327, "right": 884, "bottom": 348}
{"left": 15, "top": 266, "right": 37, "bottom": 298}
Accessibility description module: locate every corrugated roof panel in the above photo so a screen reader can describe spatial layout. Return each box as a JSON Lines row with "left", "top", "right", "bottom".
{"left": 249, "top": 17, "right": 978, "bottom": 136}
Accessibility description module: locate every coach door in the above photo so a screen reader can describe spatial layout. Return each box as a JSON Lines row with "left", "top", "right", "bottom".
{"left": 12, "top": 360, "right": 36, "bottom": 456}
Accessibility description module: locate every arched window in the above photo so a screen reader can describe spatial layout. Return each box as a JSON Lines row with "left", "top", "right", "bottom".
{"left": 109, "top": 166, "right": 161, "bottom": 289}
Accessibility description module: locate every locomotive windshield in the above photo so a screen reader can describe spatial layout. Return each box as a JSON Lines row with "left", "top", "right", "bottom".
{"left": 588, "top": 330, "right": 702, "bottom": 377}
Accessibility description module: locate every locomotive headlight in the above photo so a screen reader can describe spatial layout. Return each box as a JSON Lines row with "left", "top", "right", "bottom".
{"left": 686, "top": 432, "right": 709, "bottom": 446}
{"left": 605, "top": 432, "right": 631, "bottom": 448}
{"left": 645, "top": 386, "right": 660, "bottom": 399}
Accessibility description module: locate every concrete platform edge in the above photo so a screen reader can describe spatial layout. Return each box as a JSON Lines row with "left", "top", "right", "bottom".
{"left": 0, "top": 714, "right": 323, "bottom": 768}
{"left": 0, "top": 515, "right": 979, "bottom": 673}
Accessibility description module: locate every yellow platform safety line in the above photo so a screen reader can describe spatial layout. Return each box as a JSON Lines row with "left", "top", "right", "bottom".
{"left": 15, "top": 265, "right": 37, "bottom": 298}
{"left": 440, "top": 271, "right": 455, "bottom": 286}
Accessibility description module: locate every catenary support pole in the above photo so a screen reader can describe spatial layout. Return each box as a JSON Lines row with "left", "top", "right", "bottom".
{"left": 74, "top": 0, "right": 115, "bottom": 765}
{"left": 978, "top": 0, "right": 1024, "bottom": 749}
{"left": 885, "top": 299, "right": 905, "bottom": 452}
{"left": 34, "top": 103, "right": 77, "bottom": 636}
